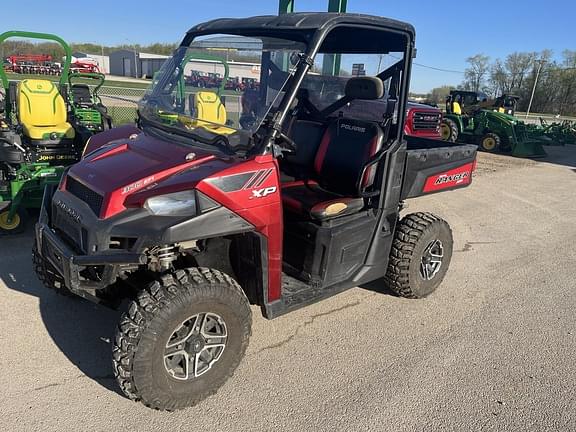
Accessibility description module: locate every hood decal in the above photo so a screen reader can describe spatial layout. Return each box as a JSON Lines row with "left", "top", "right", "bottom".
{"left": 91, "top": 143, "right": 130, "bottom": 162}
{"left": 121, "top": 175, "right": 156, "bottom": 195}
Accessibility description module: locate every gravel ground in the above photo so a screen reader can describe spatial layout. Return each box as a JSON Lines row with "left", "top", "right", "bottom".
{"left": 1, "top": 146, "right": 575, "bottom": 432}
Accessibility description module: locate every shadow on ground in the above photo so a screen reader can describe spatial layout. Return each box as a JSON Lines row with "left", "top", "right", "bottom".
{"left": 536, "top": 144, "right": 576, "bottom": 169}
{"left": 358, "top": 278, "right": 398, "bottom": 297}
{"left": 0, "top": 224, "right": 398, "bottom": 397}
{"left": 0, "top": 227, "right": 122, "bottom": 395}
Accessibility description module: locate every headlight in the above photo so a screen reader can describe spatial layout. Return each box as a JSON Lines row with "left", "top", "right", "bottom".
{"left": 144, "top": 191, "right": 197, "bottom": 216}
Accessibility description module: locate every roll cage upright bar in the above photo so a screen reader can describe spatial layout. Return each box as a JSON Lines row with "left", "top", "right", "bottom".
{"left": 263, "top": 23, "right": 414, "bottom": 155}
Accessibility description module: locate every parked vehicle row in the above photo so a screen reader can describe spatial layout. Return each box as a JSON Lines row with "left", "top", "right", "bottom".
{"left": 185, "top": 70, "right": 260, "bottom": 92}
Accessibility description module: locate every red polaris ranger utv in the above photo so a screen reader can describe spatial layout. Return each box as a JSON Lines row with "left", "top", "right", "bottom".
{"left": 34, "top": 13, "right": 477, "bottom": 410}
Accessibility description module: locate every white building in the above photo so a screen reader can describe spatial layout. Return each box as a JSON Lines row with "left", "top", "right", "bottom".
{"left": 109, "top": 50, "right": 169, "bottom": 78}
{"left": 184, "top": 58, "right": 261, "bottom": 82}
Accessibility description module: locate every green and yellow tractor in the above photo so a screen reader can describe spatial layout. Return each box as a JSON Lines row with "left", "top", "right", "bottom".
{"left": 440, "top": 90, "right": 547, "bottom": 158}
{"left": 0, "top": 31, "right": 108, "bottom": 234}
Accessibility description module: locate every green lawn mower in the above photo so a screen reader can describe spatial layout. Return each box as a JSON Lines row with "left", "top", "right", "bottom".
{"left": 68, "top": 72, "right": 112, "bottom": 139}
{"left": 441, "top": 90, "right": 547, "bottom": 158}
{"left": 0, "top": 31, "right": 96, "bottom": 234}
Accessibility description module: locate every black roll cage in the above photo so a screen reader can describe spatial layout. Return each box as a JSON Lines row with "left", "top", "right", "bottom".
{"left": 158, "top": 15, "right": 415, "bottom": 157}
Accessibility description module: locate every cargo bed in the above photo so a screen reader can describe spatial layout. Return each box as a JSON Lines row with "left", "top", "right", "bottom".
{"left": 401, "top": 136, "right": 477, "bottom": 199}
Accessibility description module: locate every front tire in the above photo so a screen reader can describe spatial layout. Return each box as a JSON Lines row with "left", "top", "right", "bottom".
{"left": 479, "top": 132, "right": 501, "bottom": 153}
{"left": 385, "top": 213, "right": 453, "bottom": 298}
{"left": 440, "top": 118, "right": 459, "bottom": 142}
{"left": 113, "top": 268, "right": 252, "bottom": 411}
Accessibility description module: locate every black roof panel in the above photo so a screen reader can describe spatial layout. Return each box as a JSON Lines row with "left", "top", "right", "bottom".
{"left": 187, "top": 12, "right": 415, "bottom": 38}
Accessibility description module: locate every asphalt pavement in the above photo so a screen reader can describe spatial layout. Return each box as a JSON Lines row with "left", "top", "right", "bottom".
{"left": 1, "top": 146, "right": 575, "bottom": 431}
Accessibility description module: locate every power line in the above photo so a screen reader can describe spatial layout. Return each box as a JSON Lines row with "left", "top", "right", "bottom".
{"left": 386, "top": 53, "right": 465, "bottom": 74}
{"left": 392, "top": 54, "right": 576, "bottom": 75}
{"left": 412, "top": 61, "right": 464, "bottom": 74}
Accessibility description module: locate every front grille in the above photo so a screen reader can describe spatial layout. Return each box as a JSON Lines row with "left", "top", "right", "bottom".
{"left": 412, "top": 111, "right": 441, "bottom": 130}
{"left": 67, "top": 176, "right": 103, "bottom": 216}
{"left": 53, "top": 211, "right": 83, "bottom": 252}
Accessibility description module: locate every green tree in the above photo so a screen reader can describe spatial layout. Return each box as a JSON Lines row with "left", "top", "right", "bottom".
{"left": 427, "top": 85, "right": 455, "bottom": 105}
{"left": 462, "top": 54, "right": 490, "bottom": 92}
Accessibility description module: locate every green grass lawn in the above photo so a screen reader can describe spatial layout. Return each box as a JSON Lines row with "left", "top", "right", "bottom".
{"left": 107, "top": 106, "right": 138, "bottom": 125}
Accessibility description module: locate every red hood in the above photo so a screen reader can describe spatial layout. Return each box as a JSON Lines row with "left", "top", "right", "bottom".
{"left": 67, "top": 132, "right": 235, "bottom": 218}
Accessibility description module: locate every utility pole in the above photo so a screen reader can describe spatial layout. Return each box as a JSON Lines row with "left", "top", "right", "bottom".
{"left": 124, "top": 38, "right": 138, "bottom": 78}
{"left": 526, "top": 59, "right": 544, "bottom": 119}
{"left": 133, "top": 45, "right": 138, "bottom": 78}
{"left": 377, "top": 54, "right": 384, "bottom": 73}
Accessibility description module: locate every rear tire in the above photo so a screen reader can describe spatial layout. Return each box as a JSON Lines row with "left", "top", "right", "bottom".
{"left": 479, "top": 132, "right": 501, "bottom": 153}
{"left": 113, "top": 267, "right": 252, "bottom": 411}
{"left": 440, "top": 118, "right": 458, "bottom": 142}
{"left": 385, "top": 212, "right": 453, "bottom": 298}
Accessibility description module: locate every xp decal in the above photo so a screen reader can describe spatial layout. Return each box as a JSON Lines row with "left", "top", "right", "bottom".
{"left": 251, "top": 186, "right": 277, "bottom": 199}
{"left": 207, "top": 168, "right": 274, "bottom": 193}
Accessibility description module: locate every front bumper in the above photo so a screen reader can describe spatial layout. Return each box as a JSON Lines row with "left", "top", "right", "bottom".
{"left": 35, "top": 187, "right": 146, "bottom": 292}
{"left": 35, "top": 183, "right": 254, "bottom": 294}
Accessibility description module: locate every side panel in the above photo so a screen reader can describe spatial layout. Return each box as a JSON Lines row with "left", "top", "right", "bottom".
{"left": 197, "top": 155, "right": 283, "bottom": 302}
{"left": 402, "top": 141, "right": 477, "bottom": 199}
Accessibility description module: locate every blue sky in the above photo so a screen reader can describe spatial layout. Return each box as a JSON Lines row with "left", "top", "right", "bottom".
{"left": 3, "top": 0, "right": 575, "bottom": 92}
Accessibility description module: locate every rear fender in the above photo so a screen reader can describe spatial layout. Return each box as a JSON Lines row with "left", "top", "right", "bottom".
{"left": 444, "top": 113, "right": 464, "bottom": 133}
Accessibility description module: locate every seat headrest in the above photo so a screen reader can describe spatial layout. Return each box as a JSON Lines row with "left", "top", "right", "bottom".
{"left": 345, "top": 77, "right": 384, "bottom": 100}
{"left": 196, "top": 91, "right": 220, "bottom": 103}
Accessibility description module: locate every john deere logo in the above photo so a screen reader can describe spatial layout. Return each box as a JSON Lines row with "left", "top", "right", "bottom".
{"left": 37, "top": 84, "right": 43, "bottom": 89}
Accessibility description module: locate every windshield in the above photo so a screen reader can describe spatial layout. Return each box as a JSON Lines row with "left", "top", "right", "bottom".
{"left": 139, "top": 34, "right": 305, "bottom": 152}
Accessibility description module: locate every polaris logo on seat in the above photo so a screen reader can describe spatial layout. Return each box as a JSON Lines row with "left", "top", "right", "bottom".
{"left": 434, "top": 171, "right": 469, "bottom": 185}
{"left": 340, "top": 123, "right": 366, "bottom": 133}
